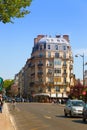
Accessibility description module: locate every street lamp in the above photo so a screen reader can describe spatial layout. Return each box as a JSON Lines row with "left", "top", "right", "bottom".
{"left": 75, "top": 53, "right": 85, "bottom": 86}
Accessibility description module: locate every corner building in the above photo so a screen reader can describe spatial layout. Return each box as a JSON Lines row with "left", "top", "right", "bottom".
{"left": 29, "top": 34, "right": 74, "bottom": 101}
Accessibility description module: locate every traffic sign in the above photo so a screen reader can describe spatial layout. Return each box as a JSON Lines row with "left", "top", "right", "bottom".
{"left": 0, "top": 77, "right": 3, "bottom": 91}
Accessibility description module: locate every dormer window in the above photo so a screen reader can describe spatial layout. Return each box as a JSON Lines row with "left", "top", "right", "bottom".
{"left": 63, "top": 45, "right": 66, "bottom": 50}
{"left": 48, "top": 45, "right": 50, "bottom": 49}
{"left": 55, "top": 45, "right": 58, "bottom": 50}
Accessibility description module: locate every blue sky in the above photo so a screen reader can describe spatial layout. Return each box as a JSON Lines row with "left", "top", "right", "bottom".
{"left": 0, "top": 0, "right": 87, "bottom": 80}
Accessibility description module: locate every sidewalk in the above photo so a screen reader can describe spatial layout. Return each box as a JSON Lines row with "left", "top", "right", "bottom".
{"left": 0, "top": 102, "right": 15, "bottom": 130}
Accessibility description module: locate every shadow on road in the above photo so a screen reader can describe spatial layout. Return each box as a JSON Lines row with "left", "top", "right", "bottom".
{"left": 55, "top": 115, "right": 69, "bottom": 118}
{"left": 55, "top": 114, "right": 87, "bottom": 125}
{"left": 72, "top": 119, "right": 87, "bottom": 124}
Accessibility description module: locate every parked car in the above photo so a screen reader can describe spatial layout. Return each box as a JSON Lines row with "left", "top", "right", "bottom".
{"left": 83, "top": 103, "right": 87, "bottom": 122}
{"left": 64, "top": 99, "right": 85, "bottom": 117}
{"left": 15, "top": 97, "right": 22, "bottom": 102}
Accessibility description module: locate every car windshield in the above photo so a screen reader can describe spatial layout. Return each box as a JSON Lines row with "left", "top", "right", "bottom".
{"left": 71, "top": 101, "right": 84, "bottom": 106}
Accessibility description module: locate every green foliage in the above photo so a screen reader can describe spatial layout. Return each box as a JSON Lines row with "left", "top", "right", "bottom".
{"left": 3, "top": 79, "right": 14, "bottom": 89}
{"left": 3, "top": 79, "right": 14, "bottom": 96}
{"left": 0, "top": 0, "right": 32, "bottom": 23}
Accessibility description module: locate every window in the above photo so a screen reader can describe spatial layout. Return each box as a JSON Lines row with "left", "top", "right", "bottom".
{"left": 54, "top": 59, "right": 61, "bottom": 65}
{"left": 54, "top": 69, "right": 61, "bottom": 74}
{"left": 54, "top": 77, "right": 61, "bottom": 84}
{"left": 63, "top": 45, "right": 66, "bottom": 50}
{"left": 63, "top": 77, "right": 66, "bottom": 83}
{"left": 47, "top": 86, "right": 51, "bottom": 92}
{"left": 55, "top": 45, "right": 58, "bottom": 50}
{"left": 39, "top": 53, "right": 43, "bottom": 57}
{"left": 55, "top": 53, "right": 59, "bottom": 58}
{"left": 39, "top": 45, "right": 42, "bottom": 50}
{"left": 38, "top": 60, "right": 42, "bottom": 64}
{"left": 63, "top": 61, "right": 66, "bottom": 65}
{"left": 63, "top": 52, "right": 66, "bottom": 58}
{"left": 48, "top": 52, "right": 51, "bottom": 57}
{"left": 55, "top": 86, "right": 60, "bottom": 92}
{"left": 48, "top": 45, "right": 50, "bottom": 49}
{"left": 48, "top": 77, "right": 53, "bottom": 82}
{"left": 64, "top": 69, "right": 66, "bottom": 74}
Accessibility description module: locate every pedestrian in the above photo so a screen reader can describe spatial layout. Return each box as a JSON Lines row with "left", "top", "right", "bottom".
{"left": 11, "top": 98, "right": 16, "bottom": 110}
{"left": 0, "top": 99, "right": 3, "bottom": 113}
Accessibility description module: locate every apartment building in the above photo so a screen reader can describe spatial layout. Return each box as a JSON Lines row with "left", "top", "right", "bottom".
{"left": 14, "top": 34, "right": 74, "bottom": 101}
{"left": 26, "top": 34, "right": 74, "bottom": 101}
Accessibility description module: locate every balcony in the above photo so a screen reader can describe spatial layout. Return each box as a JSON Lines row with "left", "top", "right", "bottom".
{"left": 62, "top": 73, "right": 67, "bottom": 77}
{"left": 31, "top": 64, "right": 35, "bottom": 68}
{"left": 38, "top": 63, "right": 43, "bottom": 67}
{"left": 69, "top": 64, "right": 73, "bottom": 69}
{"left": 70, "top": 73, "right": 73, "bottom": 78}
{"left": 46, "top": 64, "right": 53, "bottom": 68}
{"left": 62, "top": 64, "right": 67, "bottom": 68}
{"left": 47, "top": 72, "right": 53, "bottom": 76}
{"left": 37, "top": 72, "right": 43, "bottom": 77}
{"left": 30, "top": 82, "right": 34, "bottom": 86}
{"left": 31, "top": 73, "right": 35, "bottom": 76}
{"left": 31, "top": 56, "right": 35, "bottom": 60}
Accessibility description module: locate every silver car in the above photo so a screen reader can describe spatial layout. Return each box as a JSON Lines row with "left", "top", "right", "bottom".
{"left": 64, "top": 99, "right": 85, "bottom": 117}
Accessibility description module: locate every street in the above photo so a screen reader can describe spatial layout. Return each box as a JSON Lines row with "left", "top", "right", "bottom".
{"left": 8, "top": 103, "right": 87, "bottom": 130}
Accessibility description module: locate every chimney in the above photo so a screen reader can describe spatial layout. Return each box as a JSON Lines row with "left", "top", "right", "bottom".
{"left": 34, "top": 35, "right": 45, "bottom": 45}
{"left": 34, "top": 38, "right": 38, "bottom": 45}
{"left": 37, "top": 35, "right": 45, "bottom": 41}
{"left": 63, "top": 35, "right": 69, "bottom": 42}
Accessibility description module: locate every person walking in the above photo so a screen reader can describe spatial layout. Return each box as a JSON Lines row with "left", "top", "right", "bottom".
{"left": 0, "top": 99, "right": 3, "bottom": 113}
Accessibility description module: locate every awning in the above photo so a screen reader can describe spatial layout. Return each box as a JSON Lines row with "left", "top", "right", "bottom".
{"left": 34, "top": 93, "right": 50, "bottom": 97}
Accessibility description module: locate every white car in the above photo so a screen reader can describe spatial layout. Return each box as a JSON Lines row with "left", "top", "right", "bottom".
{"left": 64, "top": 99, "right": 85, "bottom": 117}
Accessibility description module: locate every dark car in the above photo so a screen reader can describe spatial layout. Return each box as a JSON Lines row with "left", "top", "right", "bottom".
{"left": 83, "top": 103, "right": 87, "bottom": 122}
{"left": 15, "top": 97, "right": 22, "bottom": 102}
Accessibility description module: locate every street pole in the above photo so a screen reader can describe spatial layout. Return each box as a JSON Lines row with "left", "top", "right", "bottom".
{"left": 75, "top": 53, "right": 84, "bottom": 86}
{"left": 83, "top": 53, "right": 84, "bottom": 86}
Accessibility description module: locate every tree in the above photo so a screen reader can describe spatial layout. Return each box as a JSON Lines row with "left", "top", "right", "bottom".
{"left": 10, "top": 84, "right": 18, "bottom": 97}
{"left": 69, "top": 82, "right": 84, "bottom": 99}
{"left": 3, "top": 79, "right": 14, "bottom": 96}
{"left": 0, "top": 0, "right": 32, "bottom": 23}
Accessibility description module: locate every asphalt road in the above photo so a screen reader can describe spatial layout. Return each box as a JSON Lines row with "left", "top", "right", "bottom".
{"left": 8, "top": 103, "right": 87, "bottom": 130}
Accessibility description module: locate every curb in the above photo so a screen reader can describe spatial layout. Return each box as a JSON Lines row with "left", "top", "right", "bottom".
{"left": 3, "top": 103, "right": 17, "bottom": 130}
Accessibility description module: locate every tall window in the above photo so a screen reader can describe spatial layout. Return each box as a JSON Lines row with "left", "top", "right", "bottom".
{"left": 40, "top": 45, "right": 42, "bottom": 50}
{"left": 63, "top": 52, "right": 66, "bottom": 58}
{"left": 39, "top": 53, "right": 43, "bottom": 57}
{"left": 48, "top": 52, "right": 51, "bottom": 57}
{"left": 63, "top": 45, "right": 66, "bottom": 50}
{"left": 64, "top": 77, "right": 66, "bottom": 83}
{"left": 48, "top": 45, "right": 50, "bottom": 49}
{"left": 55, "top": 86, "right": 60, "bottom": 92}
{"left": 54, "top": 68, "right": 61, "bottom": 74}
{"left": 55, "top": 45, "right": 58, "bottom": 50}
{"left": 63, "top": 61, "right": 66, "bottom": 65}
{"left": 54, "top": 59, "right": 61, "bottom": 65}
{"left": 55, "top": 53, "right": 59, "bottom": 58}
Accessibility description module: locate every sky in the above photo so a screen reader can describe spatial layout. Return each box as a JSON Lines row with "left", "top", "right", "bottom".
{"left": 0, "top": 0, "right": 87, "bottom": 80}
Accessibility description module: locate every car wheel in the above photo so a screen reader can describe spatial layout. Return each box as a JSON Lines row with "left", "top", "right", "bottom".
{"left": 83, "top": 118, "right": 86, "bottom": 122}
{"left": 64, "top": 110, "right": 67, "bottom": 117}
{"left": 69, "top": 111, "right": 73, "bottom": 117}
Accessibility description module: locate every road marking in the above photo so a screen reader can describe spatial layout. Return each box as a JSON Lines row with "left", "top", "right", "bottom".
{"left": 44, "top": 115, "right": 51, "bottom": 119}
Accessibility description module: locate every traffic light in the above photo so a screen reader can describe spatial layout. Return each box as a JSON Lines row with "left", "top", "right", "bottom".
{"left": 0, "top": 77, "right": 3, "bottom": 91}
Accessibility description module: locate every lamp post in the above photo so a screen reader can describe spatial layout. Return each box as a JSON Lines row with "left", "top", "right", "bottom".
{"left": 75, "top": 53, "right": 84, "bottom": 86}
